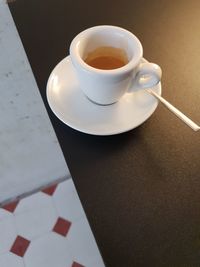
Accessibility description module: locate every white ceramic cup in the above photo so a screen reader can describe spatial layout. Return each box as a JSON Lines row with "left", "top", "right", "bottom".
{"left": 70, "top": 25, "right": 162, "bottom": 105}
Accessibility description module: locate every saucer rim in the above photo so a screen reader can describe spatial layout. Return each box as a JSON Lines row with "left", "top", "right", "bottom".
{"left": 46, "top": 56, "right": 161, "bottom": 136}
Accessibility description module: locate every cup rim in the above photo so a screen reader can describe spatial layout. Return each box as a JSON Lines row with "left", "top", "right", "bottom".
{"left": 69, "top": 25, "right": 143, "bottom": 76}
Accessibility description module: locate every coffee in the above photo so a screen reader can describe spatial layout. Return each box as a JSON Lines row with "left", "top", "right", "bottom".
{"left": 84, "top": 46, "right": 128, "bottom": 70}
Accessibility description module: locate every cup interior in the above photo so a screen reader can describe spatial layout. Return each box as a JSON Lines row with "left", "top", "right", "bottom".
{"left": 71, "top": 26, "right": 143, "bottom": 71}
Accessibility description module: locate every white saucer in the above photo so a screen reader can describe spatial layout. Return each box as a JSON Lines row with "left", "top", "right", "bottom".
{"left": 47, "top": 56, "right": 161, "bottom": 135}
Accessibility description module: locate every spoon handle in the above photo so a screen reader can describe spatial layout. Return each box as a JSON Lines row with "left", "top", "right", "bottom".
{"left": 146, "top": 88, "right": 200, "bottom": 132}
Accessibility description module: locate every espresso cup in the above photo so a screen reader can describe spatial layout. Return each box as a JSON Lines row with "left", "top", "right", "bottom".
{"left": 70, "top": 25, "right": 162, "bottom": 105}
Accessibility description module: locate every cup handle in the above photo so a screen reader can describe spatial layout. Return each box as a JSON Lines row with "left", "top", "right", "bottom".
{"left": 133, "top": 62, "right": 162, "bottom": 91}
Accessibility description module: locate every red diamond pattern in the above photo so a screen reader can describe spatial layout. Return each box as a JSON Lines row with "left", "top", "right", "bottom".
{"left": 10, "top": 236, "right": 30, "bottom": 257}
{"left": 53, "top": 217, "right": 71, "bottom": 237}
{"left": 72, "top": 262, "right": 85, "bottom": 267}
{"left": 0, "top": 180, "right": 100, "bottom": 266}
{"left": 2, "top": 200, "right": 19, "bottom": 213}
{"left": 42, "top": 184, "right": 58, "bottom": 196}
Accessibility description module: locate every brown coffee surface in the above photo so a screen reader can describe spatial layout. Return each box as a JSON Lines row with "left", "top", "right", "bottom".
{"left": 84, "top": 46, "right": 128, "bottom": 70}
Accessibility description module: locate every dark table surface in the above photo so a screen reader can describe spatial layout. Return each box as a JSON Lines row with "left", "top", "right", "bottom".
{"left": 9, "top": 0, "right": 200, "bottom": 266}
